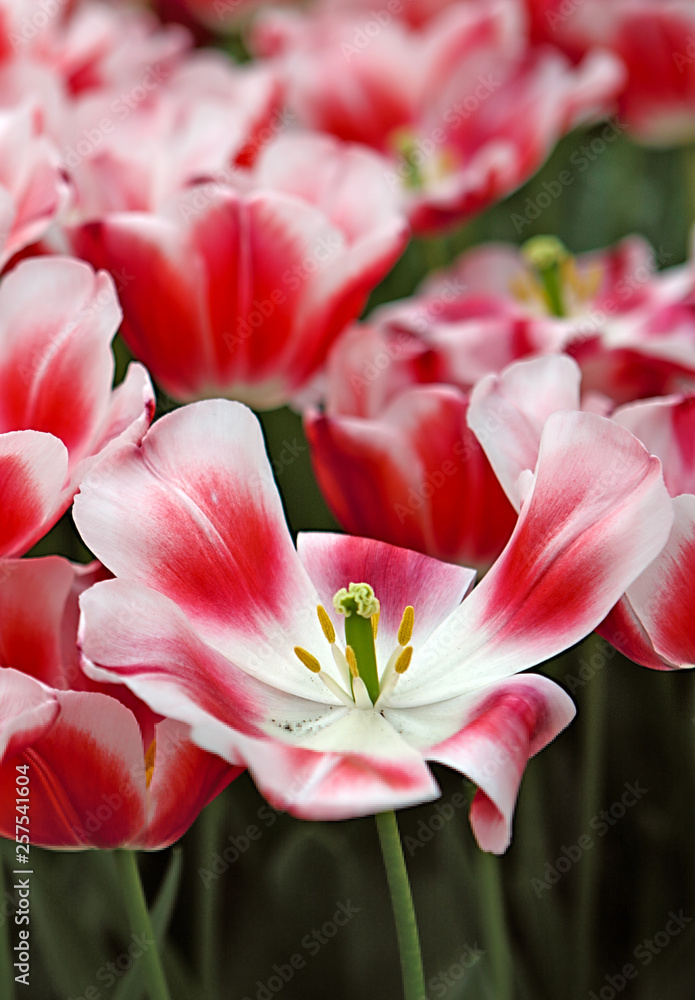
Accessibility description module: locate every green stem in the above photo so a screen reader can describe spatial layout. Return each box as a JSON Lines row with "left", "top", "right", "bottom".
{"left": 375, "top": 811, "right": 425, "bottom": 1000}
{"left": 113, "top": 851, "right": 171, "bottom": 1000}
{"left": 575, "top": 634, "right": 608, "bottom": 1000}
{"left": 478, "top": 851, "right": 513, "bottom": 1000}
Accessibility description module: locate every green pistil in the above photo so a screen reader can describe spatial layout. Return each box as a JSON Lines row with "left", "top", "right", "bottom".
{"left": 522, "top": 235, "right": 569, "bottom": 318}
{"left": 334, "top": 584, "right": 381, "bottom": 705}
{"left": 392, "top": 131, "right": 425, "bottom": 191}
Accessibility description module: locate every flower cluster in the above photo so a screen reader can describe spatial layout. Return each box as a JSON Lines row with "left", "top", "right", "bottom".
{"left": 0, "top": 0, "right": 693, "bottom": 867}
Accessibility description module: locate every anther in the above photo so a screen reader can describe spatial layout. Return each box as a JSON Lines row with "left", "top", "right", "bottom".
{"left": 345, "top": 645, "right": 359, "bottom": 678}
{"left": 397, "top": 606, "right": 414, "bottom": 646}
{"left": 395, "top": 647, "right": 413, "bottom": 674}
{"left": 316, "top": 605, "right": 336, "bottom": 644}
{"left": 294, "top": 647, "right": 321, "bottom": 673}
{"left": 372, "top": 611, "right": 379, "bottom": 639}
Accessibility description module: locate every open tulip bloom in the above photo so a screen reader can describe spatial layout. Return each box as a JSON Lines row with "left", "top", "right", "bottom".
{"left": 76, "top": 399, "right": 672, "bottom": 856}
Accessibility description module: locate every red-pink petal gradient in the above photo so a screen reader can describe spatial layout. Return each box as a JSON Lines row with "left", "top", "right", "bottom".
{"left": 468, "top": 354, "right": 582, "bottom": 509}
{"left": 297, "top": 531, "right": 475, "bottom": 664}
{"left": 0, "top": 431, "right": 68, "bottom": 557}
{"left": 0, "top": 257, "right": 121, "bottom": 464}
{"left": 426, "top": 674, "right": 575, "bottom": 853}
{"left": 141, "top": 719, "right": 242, "bottom": 849}
{"left": 395, "top": 411, "right": 673, "bottom": 704}
{"left": 623, "top": 495, "right": 695, "bottom": 669}
{"left": 0, "top": 669, "right": 58, "bottom": 762}
{"left": 74, "top": 401, "right": 326, "bottom": 666}
{"left": 613, "top": 394, "right": 695, "bottom": 497}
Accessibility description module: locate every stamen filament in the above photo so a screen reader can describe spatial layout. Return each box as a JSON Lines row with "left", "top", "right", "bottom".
{"left": 318, "top": 673, "right": 356, "bottom": 708}
{"left": 353, "top": 677, "right": 373, "bottom": 710}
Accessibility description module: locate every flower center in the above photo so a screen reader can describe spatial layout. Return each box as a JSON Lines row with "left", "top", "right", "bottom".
{"left": 293, "top": 583, "right": 414, "bottom": 709}
{"left": 511, "top": 235, "right": 602, "bottom": 319}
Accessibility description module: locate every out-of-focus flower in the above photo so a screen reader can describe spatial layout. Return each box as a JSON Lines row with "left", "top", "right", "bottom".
{"left": 468, "top": 353, "right": 695, "bottom": 670}
{"left": 0, "top": 104, "right": 68, "bottom": 268}
{"left": 0, "top": 255, "right": 154, "bottom": 557}
{"left": 1, "top": 0, "right": 188, "bottom": 98}
{"left": 62, "top": 52, "right": 283, "bottom": 217}
{"left": 303, "top": 316, "right": 519, "bottom": 570}
{"left": 252, "top": 0, "right": 624, "bottom": 232}
{"left": 419, "top": 235, "right": 695, "bottom": 404}
{"left": 527, "top": 0, "right": 695, "bottom": 145}
{"left": 75, "top": 399, "right": 671, "bottom": 851}
{"left": 70, "top": 132, "right": 409, "bottom": 408}
{"left": 0, "top": 557, "right": 241, "bottom": 848}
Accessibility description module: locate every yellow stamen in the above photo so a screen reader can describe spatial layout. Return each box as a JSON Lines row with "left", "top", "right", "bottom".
{"left": 316, "top": 605, "right": 336, "bottom": 644}
{"left": 372, "top": 611, "right": 379, "bottom": 639}
{"left": 345, "top": 645, "right": 359, "bottom": 678}
{"left": 294, "top": 646, "right": 321, "bottom": 673}
{"left": 395, "top": 646, "right": 413, "bottom": 675}
{"left": 397, "top": 606, "right": 414, "bottom": 646}
{"left": 145, "top": 739, "right": 156, "bottom": 789}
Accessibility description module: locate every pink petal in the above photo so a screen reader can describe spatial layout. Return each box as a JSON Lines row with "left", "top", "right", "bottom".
{"left": 0, "top": 691, "right": 148, "bottom": 848}
{"left": 425, "top": 674, "right": 575, "bottom": 853}
{"left": 0, "top": 668, "right": 59, "bottom": 762}
{"left": 140, "top": 719, "right": 243, "bottom": 848}
{"left": 623, "top": 495, "right": 695, "bottom": 668}
{"left": 613, "top": 394, "right": 695, "bottom": 497}
{"left": 597, "top": 596, "right": 675, "bottom": 672}
{"left": 0, "top": 430, "right": 68, "bottom": 556}
{"left": 0, "top": 258, "right": 120, "bottom": 464}
{"left": 398, "top": 411, "right": 673, "bottom": 703}
{"left": 0, "top": 556, "right": 75, "bottom": 689}
{"left": 74, "top": 400, "right": 321, "bottom": 663}
{"left": 467, "top": 355, "right": 582, "bottom": 510}
{"left": 297, "top": 531, "right": 475, "bottom": 666}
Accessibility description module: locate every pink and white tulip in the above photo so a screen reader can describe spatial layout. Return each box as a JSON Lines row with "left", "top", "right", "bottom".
{"left": 468, "top": 354, "right": 695, "bottom": 670}
{"left": 0, "top": 255, "right": 154, "bottom": 556}
{"left": 253, "top": 0, "right": 624, "bottom": 232}
{"left": 70, "top": 133, "right": 408, "bottom": 408}
{"left": 0, "top": 557, "right": 241, "bottom": 848}
{"left": 74, "top": 399, "right": 671, "bottom": 851}
{"left": 528, "top": 0, "right": 695, "bottom": 146}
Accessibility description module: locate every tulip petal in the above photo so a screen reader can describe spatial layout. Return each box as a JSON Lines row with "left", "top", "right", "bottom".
{"left": 467, "top": 355, "right": 582, "bottom": 510}
{"left": 0, "top": 691, "right": 147, "bottom": 848}
{"left": 74, "top": 400, "right": 328, "bottom": 684}
{"left": 623, "top": 495, "right": 695, "bottom": 668}
{"left": 0, "top": 668, "right": 59, "bottom": 762}
{"left": 297, "top": 532, "right": 475, "bottom": 666}
{"left": 613, "top": 394, "right": 695, "bottom": 497}
{"left": 142, "top": 719, "right": 243, "bottom": 848}
{"left": 394, "top": 411, "right": 673, "bottom": 705}
{"left": 0, "top": 431, "right": 68, "bottom": 557}
{"left": 423, "top": 674, "right": 575, "bottom": 853}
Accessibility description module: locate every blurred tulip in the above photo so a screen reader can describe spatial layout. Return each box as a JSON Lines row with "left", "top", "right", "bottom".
{"left": 0, "top": 557, "right": 242, "bottom": 848}
{"left": 0, "top": 255, "right": 154, "bottom": 556}
{"left": 528, "top": 0, "right": 695, "bottom": 145}
{"left": 253, "top": 0, "right": 624, "bottom": 232}
{"left": 70, "top": 132, "right": 409, "bottom": 408}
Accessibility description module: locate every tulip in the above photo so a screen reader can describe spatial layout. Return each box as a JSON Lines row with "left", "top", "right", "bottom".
{"left": 0, "top": 557, "right": 241, "bottom": 848}
{"left": 0, "top": 255, "right": 154, "bottom": 556}
{"left": 75, "top": 399, "right": 671, "bottom": 851}
{"left": 468, "top": 353, "right": 695, "bottom": 670}
{"left": 71, "top": 132, "right": 408, "bottom": 408}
